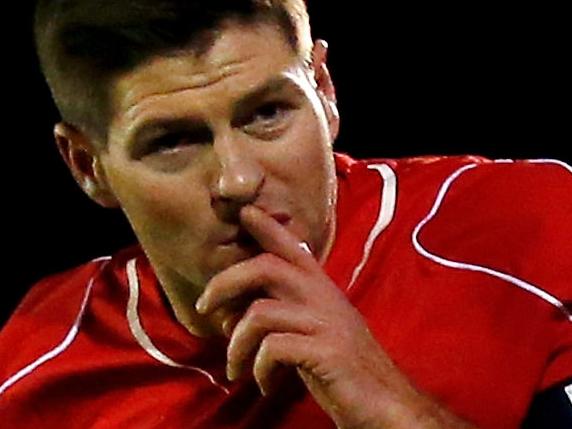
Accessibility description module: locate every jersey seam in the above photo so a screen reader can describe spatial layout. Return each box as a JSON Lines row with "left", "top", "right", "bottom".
{"left": 125, "top": 257, "right": 229, "bottom": 395}
{"left": 0, "top": 257, "right": 111, "bottom": 396}
{"left": 347, "top": 163, "right": 397, "bottom": 291}
{"left": 411, "top": 159, "right": 572, "bottom": 322}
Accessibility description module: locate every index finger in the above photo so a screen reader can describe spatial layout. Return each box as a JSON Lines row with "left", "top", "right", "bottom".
{"left": 240, "top": 205, "right": 316, "bottom": 271}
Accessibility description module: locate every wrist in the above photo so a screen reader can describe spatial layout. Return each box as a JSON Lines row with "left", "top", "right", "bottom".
{"left": 365, "top": 391, "right": 445, "bottom": 429}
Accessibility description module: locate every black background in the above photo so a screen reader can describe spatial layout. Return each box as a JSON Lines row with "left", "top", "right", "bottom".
{"left": 2, "top": 2, "right": 569, "bottom": 326}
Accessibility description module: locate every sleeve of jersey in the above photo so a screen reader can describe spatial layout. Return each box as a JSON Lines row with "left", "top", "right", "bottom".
{"left": 417, "top": 159, "right": 572, "bottom": 391}
{"left": 0, "top": 261, "right": 102, "bottom": 382}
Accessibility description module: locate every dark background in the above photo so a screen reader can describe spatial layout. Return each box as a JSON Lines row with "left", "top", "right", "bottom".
{"left": 2, "top": 2, "right": 569, "bottom": 326}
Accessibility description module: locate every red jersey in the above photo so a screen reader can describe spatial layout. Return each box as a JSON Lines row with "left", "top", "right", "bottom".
{"left": 1, "top": 154, "right": 571, "bottom": 429}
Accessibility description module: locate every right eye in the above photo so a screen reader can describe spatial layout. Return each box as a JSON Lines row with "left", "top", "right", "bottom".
{"left": 149, "top": 133, "right": 188, "bottom": 153}
{"left": 146, "top": 129, "right": 212, "bottom": 155}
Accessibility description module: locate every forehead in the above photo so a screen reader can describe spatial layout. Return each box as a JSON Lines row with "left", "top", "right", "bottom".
{"left": 110, "top": 21, "right": 300, "bottom": 128}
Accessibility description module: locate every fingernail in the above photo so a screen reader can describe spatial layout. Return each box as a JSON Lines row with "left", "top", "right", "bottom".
{"left": 195, "top": 296, "right": 206, "bottom": 314}
{"left": 222, "top": 319, "right": 233, "bottom": 337}
{"left": 226, "top": 365, "right": 237, "bottom": 381}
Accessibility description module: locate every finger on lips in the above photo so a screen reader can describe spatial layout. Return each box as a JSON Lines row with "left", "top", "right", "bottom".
{"left": 239, "top": 205, "right": 316, "bottom": 270}
{"left": 196, "top": 204, "right": 311, "bottom": 315}
{"left": 193, "top": 204, "right": 323, "bottom": 390}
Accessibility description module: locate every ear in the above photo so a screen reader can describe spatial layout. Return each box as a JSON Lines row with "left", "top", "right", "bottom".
{"left": 311, "top": 39, "right": 340, "bottom": 141}
{"left": 53, "top": 122, "right": 120, "bottom": 208}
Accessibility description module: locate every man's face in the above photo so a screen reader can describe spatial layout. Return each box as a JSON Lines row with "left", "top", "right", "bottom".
{"left": 98, "top": 21, "right": 338, "bottom": 293}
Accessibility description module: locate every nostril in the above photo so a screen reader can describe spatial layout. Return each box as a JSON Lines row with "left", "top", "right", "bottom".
{"left": 211, "top": 198, "right": 243, "bottom": 224}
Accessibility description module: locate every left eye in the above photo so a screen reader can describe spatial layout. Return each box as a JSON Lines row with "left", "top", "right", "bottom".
{"left": 252, "top": 103, "right": 286, "bottom": 122}
{"left": 241, "top": 102, "right": 293, "bottom": 138}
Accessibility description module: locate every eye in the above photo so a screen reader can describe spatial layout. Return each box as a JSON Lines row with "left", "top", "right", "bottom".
{"left": 253, "top": 103, "right": 286, "bottom": 122}
{"left": 150, "top": 134, "right": 185, "bottom": 152}
{"left": 242, "top": 102, "right": 293, "bottom": 138}
{"left": 146, "top": 128, "right": 212, "bottom": 155}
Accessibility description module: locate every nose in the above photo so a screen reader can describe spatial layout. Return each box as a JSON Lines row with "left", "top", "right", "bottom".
{"left": 211, "top": 133, "right": 264, "bottom": 222}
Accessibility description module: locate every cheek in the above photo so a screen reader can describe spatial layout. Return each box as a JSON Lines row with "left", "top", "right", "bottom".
{"left": 272, "top": 127, "right": 335, "bottom": 223}
{"left": 140, "top": 184, "right": 194, "bottom": 222}
{"left": 290, "top": 134, "right": 333, "bottom": 195}
{"left": 274, "top": 112, "right": 331, "bottom": 174}
{"left": 111, "top": 173, "right": 212, "bottom": 242}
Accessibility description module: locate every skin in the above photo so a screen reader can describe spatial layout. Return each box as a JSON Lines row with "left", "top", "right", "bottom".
{"left": 54, "top": 19, "right": 479, "bottom": 429}
{"left": 56, "top": 20, "right": 339, "bottom": 336}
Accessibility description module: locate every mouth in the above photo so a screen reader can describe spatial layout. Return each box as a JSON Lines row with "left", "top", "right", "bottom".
{"left": 219, "top": 212, "right": 291, "bottom": 246}
{"left": 220, "top": 228, "right": 255, "bottom": 246}
{"left": 270, "top": 213, "right": 291, "bottom": 225}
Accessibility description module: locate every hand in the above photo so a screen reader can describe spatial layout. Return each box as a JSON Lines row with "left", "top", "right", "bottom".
{"left": 195, "top": 205, "right": 476, "bottom": 429}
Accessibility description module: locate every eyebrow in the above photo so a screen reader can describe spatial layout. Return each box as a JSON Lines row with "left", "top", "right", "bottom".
{"left": 126, "top": 75, "right": 302, "bottom": 149}
{"left": 232, "top": 75, "right": 298, "bottom": 115}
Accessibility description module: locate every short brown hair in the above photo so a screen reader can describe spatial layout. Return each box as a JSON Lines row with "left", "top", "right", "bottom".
{"left": 34, "top": 0, "right": 312, "bottom": 149}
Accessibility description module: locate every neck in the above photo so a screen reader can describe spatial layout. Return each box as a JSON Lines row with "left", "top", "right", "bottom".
{"left": 318, "top": 214, "right": 336, "bottom": 265}
{"left": 150, "top": 261, "right": 222, "bottom": 338}
{"left": 317, "top": 180, "right": 338, "bottom": 265}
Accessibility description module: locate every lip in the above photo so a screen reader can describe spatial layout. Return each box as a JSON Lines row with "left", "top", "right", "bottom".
{"left": 219, "top": 212, "right": 291, "bottom": 245}
{"left": 270, "top": 212, "right": 291, "bottom": 225}
{"left": 220, "top": 228, "right": 250, "bottom": 246}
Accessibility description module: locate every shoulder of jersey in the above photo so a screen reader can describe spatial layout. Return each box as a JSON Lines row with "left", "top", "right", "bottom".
{"left": 0, "top": 243, "right": 144, "bottom": 380}
{"left": 340, "top": 153, "right": 570, "bottom": 206}
{"left": 417, "top": 157, "right": 572, "bottom": 302}
{"left": 4, "top": 243, "right": 143, "bottom": 327}
{"left": 337, "top": 153, "right": 491, "bottom": 177}
{"left": 419, "top": 157, "right": 572, "bottom": 231}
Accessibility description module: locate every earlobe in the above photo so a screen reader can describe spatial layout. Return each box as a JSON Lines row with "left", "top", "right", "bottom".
{"left": 327, "top": 99, "right": 340, "bottom": 142}
{"left": 90, "top": 156, "right": 121, "bottom": 208}
{"left": 53, "top": 122, "right": 120, "bottom": 208}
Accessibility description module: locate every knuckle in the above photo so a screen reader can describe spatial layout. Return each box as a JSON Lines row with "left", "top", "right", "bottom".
{"left": 246, "top": 299, "right": 274, "bottom": 325}
{"left": 257, "top": 253, "right": 288, "bottom": 273}
{"left": 251, "top": 254, "right": 289, "bottom": 289}
{"left": 259, "top": 333, "right": 281, "bottom": 356}
{"left": 255, "top": 252, "right": 276, "bottom": 267}
{"left": 258, "top": 335, "right": 273, "bottom": 357}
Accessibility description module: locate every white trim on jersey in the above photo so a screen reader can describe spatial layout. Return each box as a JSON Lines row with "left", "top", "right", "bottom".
{"left": 0, "top": 257, "right": 112, "bottom": 396}
{"left": 565, "top": 383, "right": 572, "bottom": 406}
{"left": 528, "top": 158, "right": 572, "bottom": 174}
{"left": 412, "top": 159, "right": 572, "bottom": 322}
{"left": 126, "top": 258, "right": 230, "bottom": 395}
{"left": 347, "top": 164, "right": 397, "bottom": 291}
